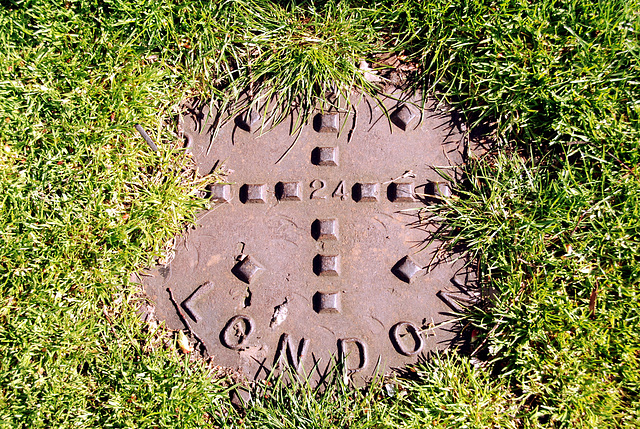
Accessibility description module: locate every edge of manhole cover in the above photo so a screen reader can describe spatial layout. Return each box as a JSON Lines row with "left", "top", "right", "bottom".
{"left": 138, "top": 91, "right": 483, "bottom": 385}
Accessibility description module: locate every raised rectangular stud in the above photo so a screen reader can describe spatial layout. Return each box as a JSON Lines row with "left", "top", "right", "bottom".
{"left": 232, "top": 255, "right": 265, "bottom": 284}
{"left": 354, "top": 183, "right": 379, "bottom": 202}
{"left": 209, "top": 183, "right": 231, "bottom": 203}
{"left": 392, "top": 255, "right": 422, "bottom": 283}
{"left": 312, "top": 146, "right": 339, "bottom": 166}
{"left": 313, "top": 291, "right": 341, "bottom": 314}
{"left": 276, "top": 181, "right": 302, "bottom": 201}
{"left": 312, "top": 219, "right": 338, "bottom": 241}
{"left": 240, "top": 184, "right": 267, "bottom": 204}
{"left": 313, "top": 254, "right": 340, "bottom": 276}
{"left": 314, "top": 113, "right": 339, "bottom": 133}
{"left": 389, "top": 182, "right": 415, "bottom": 202}
{"left": 427, "top": 181, "right": 452, "bottom": 198}
{"left": 390, "top": 105, "right": 416, "bottom": 131}
{"left": 236, "top": 109, "right": 261, "bottom": 132}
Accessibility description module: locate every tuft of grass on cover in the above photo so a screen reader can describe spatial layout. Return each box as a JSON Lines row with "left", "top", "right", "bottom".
{"left": 242, "top": 367, "right": 396, "bottom": 429}
{"left": 206, "top": 0, "right": 385, "bottom": 126}
{"left": 427, "top": 153, "right": 640, "bottom": 426}
{"left": 393, "top": 0, "right": 640, "bottom": 425}
{"left": 239, "top": 353, "right": 526, "bottom": 429}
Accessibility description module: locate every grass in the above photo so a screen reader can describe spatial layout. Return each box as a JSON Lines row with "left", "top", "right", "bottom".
{"left": 0, "top": 0, "right": 638, "bottom": 427}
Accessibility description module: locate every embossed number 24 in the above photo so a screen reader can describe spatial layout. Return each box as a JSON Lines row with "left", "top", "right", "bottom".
{"left": 310, "top": 180, "right": 348, "bottom": 200}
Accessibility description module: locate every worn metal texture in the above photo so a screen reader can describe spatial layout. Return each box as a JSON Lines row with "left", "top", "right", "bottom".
{"left": 141, "top": 93, "right": 478, "bottom": 383}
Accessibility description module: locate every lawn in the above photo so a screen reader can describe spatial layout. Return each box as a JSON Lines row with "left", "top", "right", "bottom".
{"left": 0, "top": 0, "right": 638, "bottom": 427}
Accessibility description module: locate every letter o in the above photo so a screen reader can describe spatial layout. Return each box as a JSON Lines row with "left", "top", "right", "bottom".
{"left": 390, "top": 321, "right": 424, "bottom": 356}
{"left": 220, "top": 315, "right": 255, "bottom": 350}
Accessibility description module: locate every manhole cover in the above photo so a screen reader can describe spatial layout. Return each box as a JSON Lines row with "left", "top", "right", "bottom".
{"left": 141, "top": 93, "right": 477, "bottom": 382}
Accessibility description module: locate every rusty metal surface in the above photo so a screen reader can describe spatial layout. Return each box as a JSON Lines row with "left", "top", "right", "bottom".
{"left": 141, "top": 93, "right": 477, "bottom": 383}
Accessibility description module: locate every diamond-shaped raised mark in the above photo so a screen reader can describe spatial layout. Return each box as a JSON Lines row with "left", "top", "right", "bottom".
{"left": 236, "top": 109, "right": 261, "bottom": 132}
{"left": 232, "top": 256, "right": 265, "bottom": 284}
{"left": 389, "top": 182, "right": 415, "bottom": 202}
{"left": 392, "top": 255, "right": 422, "bottom": 283}
{"left": 240, "top": 184, "right": 267, "bottom": 204}
{"left": 313, "top": 291, "right": 341, "bottom": 314}
{"left": 391, "top": 105, "right": 416, "bottom": 131}
{"left": 312, "top": 146, "right": 339, "bottom": 166}
{"left": 275, "top": 181, "right": 302, "bottom": 201}
{"left": 312, "top": 219, "right": 338, "bottom": 241}
{"left": 313, "top": 254, "right": 340, "bottom": 276}
{"left": 354, "top": 183, "right": 379, "bottom": 202}
{"left": 314, "top": 113, "right": 339, "bottom": 133}
{"left": 209, "top": 183, "right": 231, "bottom": 203}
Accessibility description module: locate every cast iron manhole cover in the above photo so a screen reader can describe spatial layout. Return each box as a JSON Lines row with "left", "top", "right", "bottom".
{"left": 141, "top": 93, "right": 477, "bottom": 382}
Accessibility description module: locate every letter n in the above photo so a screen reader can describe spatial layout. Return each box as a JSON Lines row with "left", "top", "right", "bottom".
{"left": 274, "top": 333, "right": 309, "bottom": 372}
